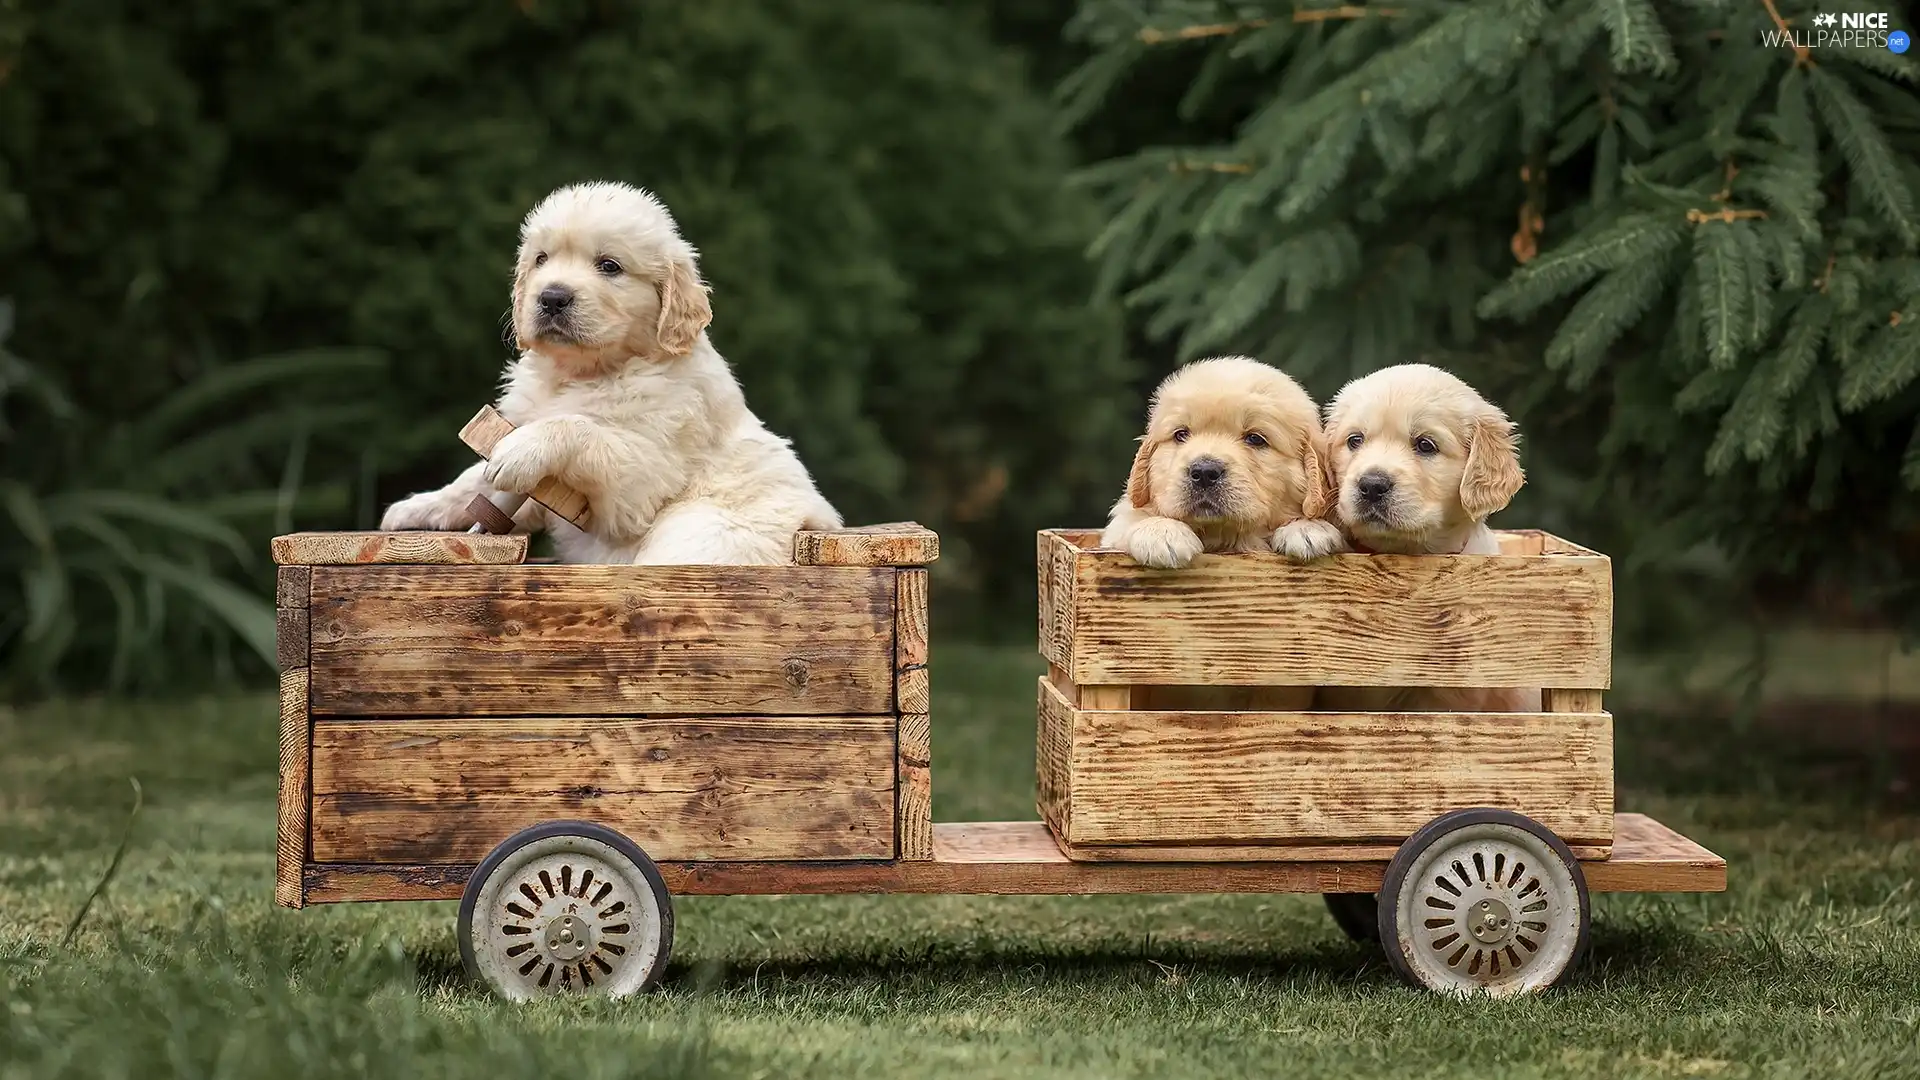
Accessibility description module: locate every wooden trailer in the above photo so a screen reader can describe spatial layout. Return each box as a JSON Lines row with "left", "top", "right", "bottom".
{"left": 269, "top": 408, "right": 1724, "bottom": 1000}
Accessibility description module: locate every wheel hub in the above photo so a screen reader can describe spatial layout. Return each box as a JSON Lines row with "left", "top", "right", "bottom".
{"left": 1466, "top": 897, "right": 1513, "bottom": 945}
{"left": 542, "top": 914, "right": 593, "bottom": 962}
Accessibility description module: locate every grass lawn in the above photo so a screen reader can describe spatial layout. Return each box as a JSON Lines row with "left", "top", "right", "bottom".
{"left": 3, "top": 643, "right": 1918, "bottom": 1078}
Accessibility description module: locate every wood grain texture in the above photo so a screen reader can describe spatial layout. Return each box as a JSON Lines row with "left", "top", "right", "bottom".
{"left": 895, "top": 569, "right": 929, "bottom": 713}
{"left": 1037, "top": 531, "right": 1078, "bottom": 671}
{"left": 307, "top": 565, "right": 895, "bottom": 716}
{"left": 276, "top": 565, "right": 310, "bottom": 609}
{"left": 795, "top": 522, "right": 939, "bottom": 567}
{"left": 298, "top": 813, "right": 1721, "bottom": 903}
{"left": 1545, "top": 689, "right": 1604, "bottom": 713}
{"left": 897, "top": 712, "right": 933, "bottom": 860}
{"left": 457, "top": 405, "right": 590, "bottom": 527}
{"left": 308, "top": 715, "right": 895, "bottom": 864}
{"left": 276, "top": 668, "right": 309, "bottom": 908}
{"left": 1035, "top": 676, "right": 1073, "bottom": 842}
{"left": 1038, "top": 528, "right": 1612, "bottom": 689}
{"left": 271, "top": 532, "right": 528, "bottom": 566}
{"left": 276, "top": 608, "right": 309, "bottom": 673}
{"left": 1036, "top": 679, "right": 1613, "bottom": 854}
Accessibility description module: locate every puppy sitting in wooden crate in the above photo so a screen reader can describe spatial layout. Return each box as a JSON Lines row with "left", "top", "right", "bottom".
{"left": 1318, "top": 362, "right": 1540, "bottom": 712}
{"left": 1100, "top": 355, "right": 1341, "bottom": 711}
{"left": 1101, "top": 355, "right": 1343, "bottom": 570}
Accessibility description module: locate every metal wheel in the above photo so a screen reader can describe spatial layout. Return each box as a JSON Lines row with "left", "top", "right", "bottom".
{"left": 458, "top": 821, "right": 674, "bottom": 1001}
{"left": 1377, "top": 808, "right": 1589, "bottom": 996}
{"left": 1323, "top": 893, "right": 1379, "bottom": 942}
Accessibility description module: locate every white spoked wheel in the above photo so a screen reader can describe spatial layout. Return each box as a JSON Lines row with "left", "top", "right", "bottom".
{"left": 458, "top": 821, "right": 674, "bottom": 1001}
{"left": 1378, "top": 808, "right": 1590, "bottom": 997}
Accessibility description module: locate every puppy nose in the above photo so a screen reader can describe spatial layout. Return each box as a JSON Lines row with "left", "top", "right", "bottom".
{"left": 537, "top": 284, "right": 574, "bottom": 314}
{"left": 1357, "top": 471, "right": 1393, "bottom": 502}
{"left": 1187, "top": 457, "right": 1226, "bottom": 488}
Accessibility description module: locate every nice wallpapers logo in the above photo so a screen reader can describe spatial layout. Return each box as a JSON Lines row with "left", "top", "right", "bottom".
{"left": 1762, "top": 11, "right": 1911, "bottom": 51}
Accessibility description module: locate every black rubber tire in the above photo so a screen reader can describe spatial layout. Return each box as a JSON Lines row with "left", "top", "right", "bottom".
{"left": 1375, "top": 807, "right": 1590, "bottom": 993}
{"left": 457, "top": 819, "right": 676, "bottom": 998}
{"left": 1323, "top": 893, "right": 1380, "bottom": 942}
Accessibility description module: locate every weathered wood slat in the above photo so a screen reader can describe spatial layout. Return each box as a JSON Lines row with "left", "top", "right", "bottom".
{"left": 895, "top": 569, "right": 929, "bottom": 714}
{"left": 795, "top": 522, "right": 939, "bottom": 567}
{"left": 306, "top": 565, "right": 895, "bottom": 716}
{"left": 1039, "top": 528, "right": 1612, "bottom": 689}
{"left": 298, "top": 813, "right": 1721, "bottom": 903}
{"left": 271, "top": 532, "right": 528, "bottom": 566}
{"left": 276, "top": 565, "right": 311, "bottom": 609}
{"left": 457, "top": 406, "right": 591, "bottom": 527}
{"left": 309, "top": 715, "right": 895, "bottom": 864}
{"left": 897, "top": 712, "right": 933, "bottom": 860}
{"left": 276, "top": 668, "right": 310, "bottom": 908}
{"left": 1035, "top": 679, "right": 1613, "bottom": 854}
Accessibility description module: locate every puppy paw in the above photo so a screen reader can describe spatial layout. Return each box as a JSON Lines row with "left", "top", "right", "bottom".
{"left": 381, "top": 493, "right": 460, "bottom": 531}
{"left": 482, "top": 426, "right": 559, "bottom": 495}
{"left": 1124, "top": 518, "right": 1205, "bottom": 569}
{"left": 1272, "top": 519, "right": 1347, "bottom": 563}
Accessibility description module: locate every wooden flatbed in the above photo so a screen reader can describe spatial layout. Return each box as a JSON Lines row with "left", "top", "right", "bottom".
{"left": 302, "top": 812, "right": 1722, "bottom": 904}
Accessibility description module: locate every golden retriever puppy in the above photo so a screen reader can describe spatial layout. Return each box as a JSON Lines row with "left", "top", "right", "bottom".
{"left": 1317, "top": 362, "right": 1538, "bottom": 712}
{"left": 1099, "top": 355, "right": 1344, "bottom": 570}
{"left": 381, "top": 181, "right": 841, "bottom": 563}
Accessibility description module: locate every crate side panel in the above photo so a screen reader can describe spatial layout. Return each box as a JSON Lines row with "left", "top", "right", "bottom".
{"left": 1065, "top": 708, "right": 1613, "bottom": 849}
{"left": 309, "top": 715, "right": 896, "bottom": 863}
{"left": 1068, "top": 551, "right": 1611, "bottom": 688}
{"left": 308, "top": 565, "right": 895, "bottom": 715}
{"left": 1035, "top": 677, "right": 1075, "bottom": 840}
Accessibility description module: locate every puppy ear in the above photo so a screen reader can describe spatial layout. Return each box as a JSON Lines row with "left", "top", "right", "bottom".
{"left": 1460, "top": 414, "right": 1525, "bottom": 520}
{"left": 655, "top": 254, "right": 713, "bottom": 357}
{"left": 510, "top": 258, "right": 532, "bottom": 349}
{"left": 1298, "top": 432, "right": 1334, "bottom": 520}
{"left": 1126, "top": 436, "right": 1155, "bottom": 509}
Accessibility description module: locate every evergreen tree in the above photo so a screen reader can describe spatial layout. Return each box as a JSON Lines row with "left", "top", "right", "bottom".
{"left": 1065, "top": 0, "right": 1920, "bottom": 632}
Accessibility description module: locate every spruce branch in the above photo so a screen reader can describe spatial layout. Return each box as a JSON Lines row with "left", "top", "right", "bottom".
{"left": 1687, "top": 207, "right": 1769, "bottom": 223}
{"left": 1134, "top": 8, "right": 1403, "bottom": 45}
{"left": 1758, "top": 0, "right": 1813, "bottom": 69}
{"left": 1808, "top": 68, "right": 1920, "bottom": 247}
{"left": 1838, "top": 316, "right": 1920, "bottom": 409}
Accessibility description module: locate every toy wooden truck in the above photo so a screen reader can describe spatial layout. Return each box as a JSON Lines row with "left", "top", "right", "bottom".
{"left": 270, "top": 407, "right": 1724, "bottom": 1000}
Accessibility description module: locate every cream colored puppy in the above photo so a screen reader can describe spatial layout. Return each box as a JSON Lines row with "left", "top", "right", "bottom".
{"left": 1100, "top": 356, "right": 1344, "bottom": 570}
{"left": 1317, "top": 362, "right": 1537, "bottom": 712}
{"left": 381, "top": 181, "right": 841, "bottom": 563}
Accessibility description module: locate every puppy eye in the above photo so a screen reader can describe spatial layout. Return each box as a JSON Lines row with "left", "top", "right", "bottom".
{"left": 1345, "top": 432, "right": 1364, "bottom": 451}
{"left": 1243, "top": 432, "right": 1267, "bottom": 448}
{"left": 533, "top": 252, "right": 548, "bottom": 268}
{"left": 1172, "top": 428, "right": 1190, "bottom": 444}
{"left": 595, "top": 257, "right": 623, "bottom": 276}
{"left": 1413, "top": 435, "right": 1439, "bottom": 456}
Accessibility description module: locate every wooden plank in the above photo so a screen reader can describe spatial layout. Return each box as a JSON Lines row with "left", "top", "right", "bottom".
{"left": 1583, "top": 813, "right": 1726, "bottom": 892}
{"left": 795, "top": 522, "right": 939, "bottom": 567}
{"left": 276, "top": 565, "right": 310, "bottom": 609}
{"left": 271, "top": 532, "right": 527, "bottom": 566}
{"left": 1545, "top": 688, "right": 1604, "bottom": 713}
{"left": 1041, "top": 679, "right": 1613, "bottom": 852}
{"left": 307, "top": 565, "right": 895, "bottom": 716}
{"left": 276, "top": 667, "right": 310, "bottom": 908}
{"left": 457, "top": 405, "right": 590, "bottom": 527}
{"left": 897, "top": 712, "right": 933, "bottom": 860}
{"left": 895, "top": 569, "right": 929, "bottom": 713}
{"left": 1035, "top": 676, "right": 1073, "bottom": 842}
{"left": 1037, "top": 530, "right": 1077, "bottom": 672}
{"left": 298, "top": 813, "right": 1722, "bottom": 903}
{"left": 308, "top": 715, "right": 895, "bottom": 864}
{"left": 1494, "top": 530, "right": 1546, "bottom": 556}
{"left": 1052, "top": 836, "right": 1608, "bottom": 863}
{"left": 1079, "top": 685, "right": 1131, "bottom": 710}
{"left": 1045, "top": 528, "right": 1611, "bottom": 689}
{"left": 276, "top": 608, "right": 309, "bottom": 673}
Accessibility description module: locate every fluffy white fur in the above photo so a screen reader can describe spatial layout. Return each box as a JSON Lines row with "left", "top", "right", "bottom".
{"left": 380, "top": 181, "right": 841, "bottom": 563}
{"left": 1316, "top": 363, "right": 1538, "bottom": 712}
{"left": 1100, "top": 356, "right": 1344, "bottom": 570}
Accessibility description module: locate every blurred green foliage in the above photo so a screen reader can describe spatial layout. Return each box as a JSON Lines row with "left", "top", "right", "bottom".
{"left": 0, "top": 0, "right": 1140, "bottom": 695}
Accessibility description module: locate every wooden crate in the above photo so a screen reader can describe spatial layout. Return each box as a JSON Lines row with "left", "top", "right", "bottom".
{"left": 271, "top": 524, "right": 936, "bottom": 908}
{"left": 1036, "top": 528, "right": 1615, "bottom": 862}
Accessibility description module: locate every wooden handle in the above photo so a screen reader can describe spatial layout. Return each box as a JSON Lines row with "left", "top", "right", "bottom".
{"left": 458, "top": 406, "right": 591, "bottom": 528}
